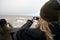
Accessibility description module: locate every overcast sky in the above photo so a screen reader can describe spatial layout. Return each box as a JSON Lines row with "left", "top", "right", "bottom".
{"left": 0, "top": 0, "right": 49, "bottom": 16}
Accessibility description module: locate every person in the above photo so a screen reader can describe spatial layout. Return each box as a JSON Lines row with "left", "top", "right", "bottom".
{"left": 0, "top": 19, "right": 13, "bottom": 40}
{"left": 16, "top": 0, "right": 60, "bottom": 40}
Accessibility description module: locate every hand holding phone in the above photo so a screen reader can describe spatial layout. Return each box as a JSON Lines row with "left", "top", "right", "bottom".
{"left": 33, "top": 17, "right": 39, "bottom": 20}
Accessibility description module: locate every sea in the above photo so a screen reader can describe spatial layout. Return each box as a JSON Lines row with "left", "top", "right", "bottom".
{"left": 0, "top": 15, "right": 37, "bottom": 29}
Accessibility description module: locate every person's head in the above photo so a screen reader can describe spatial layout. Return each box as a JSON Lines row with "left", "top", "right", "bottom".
{"left": 50, "top": 0, "right": 60, "bottom": 4}
{"left": 0, "top": 19, "right": 7, "bottom": 27}
{"left": 36, "top": 0, "right": 60, "bottom": 40}
{"left": 40, "top": 3, "right": 59, "bottom": 22}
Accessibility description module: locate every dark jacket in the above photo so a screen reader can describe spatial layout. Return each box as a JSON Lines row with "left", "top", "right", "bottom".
{"left": 16, "top": 20, "right": 60, "bottom": 40}
{"left": 49, "top": 22, "right": 60, "bottom": 40}
{"left": 16, "top": 20, "right": 46, "bottom": 40}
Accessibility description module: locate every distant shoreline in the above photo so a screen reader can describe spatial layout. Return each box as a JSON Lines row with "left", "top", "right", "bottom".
{"left": 0, "top": 15, "right": 38, "bottom": 17}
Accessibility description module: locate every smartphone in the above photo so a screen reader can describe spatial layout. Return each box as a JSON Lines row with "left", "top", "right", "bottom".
{"left": 33, "top": 17, "right": 39, "bottom": 20}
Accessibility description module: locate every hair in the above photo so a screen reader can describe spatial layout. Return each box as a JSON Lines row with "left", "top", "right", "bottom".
{"left": 36, "top": 18, "right": 53, "bottom": 40}
{"left": 0, "top": 19, "right": 7, "bottom": 27}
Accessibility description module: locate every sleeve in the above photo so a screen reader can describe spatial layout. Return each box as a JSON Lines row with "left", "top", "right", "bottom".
{"left": 21, "top": 20, "right": 33, "bottom": 29}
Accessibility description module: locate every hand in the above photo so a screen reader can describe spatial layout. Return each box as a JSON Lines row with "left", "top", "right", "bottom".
{"left": 7, "top": 22, "right": 13, "bottom": 28}
{"left": 28, "top": 17, "right": 34, "bottom": 22}
{"left": 33, "top": 16, "right": 40, "bottom": 21}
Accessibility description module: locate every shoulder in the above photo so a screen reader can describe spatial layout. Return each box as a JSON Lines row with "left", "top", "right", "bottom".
{"left": 16, "top": 28, "right": 46, "bottom": 40}
{"left": 17, "top": 28, "right": 44, "bottom": 35}
{"left": 27, "top": 29, "right": 46, "bottom": 38}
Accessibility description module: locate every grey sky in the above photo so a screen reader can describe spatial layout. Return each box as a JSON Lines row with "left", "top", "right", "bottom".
{"left": 0, "top": 0, "right": 49, "bottom": 16}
